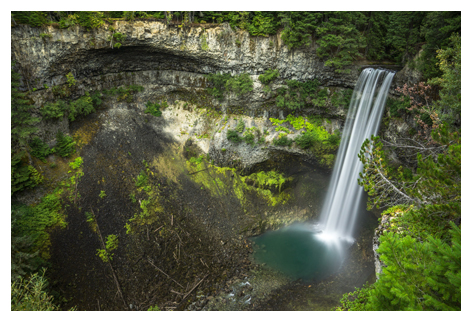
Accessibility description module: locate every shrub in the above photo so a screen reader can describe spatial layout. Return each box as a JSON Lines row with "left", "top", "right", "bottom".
{"left": 135, "top": 170, "right": 148, "bottom": 188}
{"left": 66, "top": 72, "right": 76, "bottom": 87}
{"left": 105, "top": 234, "right": 118, "bottom": 251}
{"left": 29, "top": 137, "right": 52, "bottom": 162}
{"left": 276, "top": 79, "right": 320, "bottom": 111}
{"left": 41, "top": 100, "right": 68, "bottom": 119}
{"left": 227, "top": 130, "right": 242, "bottom": 143}
{"left": 226, "top": 73, "right": 254, "bottom": 96}
{"left": 54, "top": 131, "right": 75, "bottom": 157}
{"left": 144, "top": 101, "right": 167, "bottom": 117}
{"left": 11, "top": 270, "right": 60, "bottom": 311}
{"left": 273, "top": 134, "right": 293, "bottom": 146}
{"left": 11, "top": 151, "right": 37, "bottom": 195}
{"left": 243, "top": 132, "right": 255, "bottom": 145}
{"left": 235, "top": 118, "right": 245, "bottom": 133}
{"left": 206, "top": 73, "right": 231, "bottom": 100}
{"left": 68, "top": 93, "right": 95, "bottom": 121}
{"left": 258, "top": 69, "right": 279, "bottom": 85}
{"left": 295, "top": 130, "right": 317, "bottom": 149}
{"left": 386, "top": 95, "right": 411, "bottom": 118}
{"left": 330, "top": 88, "right": 353, "bottom": 108}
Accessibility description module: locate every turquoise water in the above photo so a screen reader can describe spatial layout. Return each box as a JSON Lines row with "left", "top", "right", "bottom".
{"left": 251, "top": 223, "right": 352, "bottom": 281}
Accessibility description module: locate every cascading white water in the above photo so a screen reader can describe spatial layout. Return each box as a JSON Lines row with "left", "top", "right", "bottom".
{"left": 318, "top": 68, "right": 395, "bottom": 242}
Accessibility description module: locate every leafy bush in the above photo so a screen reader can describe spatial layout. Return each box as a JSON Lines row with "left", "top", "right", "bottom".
{"left": 338, "top": 223, "right": 461, "bottom": 311}
{"left": 258, "top": 69, "right": 279, "bottom": 85}
{"left": 243, "top": 132, "right": 255, "bottom": 145}
{"left": 295, "top": 130, "right": 317, "bottom": 149}
{"left": 227, "top": 130, "right": 242, "bottom": 143}
{"left": 54, "top": 131, "right": 75, "bottom": 157}
{"left": 207, "top": 73, "right": 254, "bottom": 99}
{"left": 226, "top": 73, "right": 254, "bottom": 96}
{"left": 68, "top": 93, "right": 95, "bottom": 121}
{"left": 11, "top": 151, "right": 38, "bottom": 195}
{"left": 41, "top": 100, "right": 68, "bottom": 119}
{"left": 330, "top": 88, "right": 353, "bottom": 108}
{"left": 29, "top": 137, "right": 52, "bottom": 162}
{"left": 11, "top": 270, "right": 60, "bottom": 311}
{"left": 66, "top": 72, "right": 76, "bottom": 87}
{"left": 235, "top": 118, "right": 245, "bottom": 133}
{"left": 135, "top": 170, "right": 148, "bottom": 188}
{"left": 275, "top": 79, "right": 320, "bottom": 111}
{"left": 105, "top": 234, "right": 119, "bottom": 251}
{"left": 206, "top": 73, "right": 232, "bottom": 100}
{"left": 386, "top": 95, "right": 411, "bottom": 118}
{"left": 273, "top": 134, "right": 293, "bottom": 146}
{"left": 144, "top": 100, "right": 168, "bottom": 117}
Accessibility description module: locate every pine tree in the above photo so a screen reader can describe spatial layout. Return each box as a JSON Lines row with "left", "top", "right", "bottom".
{"left": 11, "top": 62, "right": 39, "bottom": 148}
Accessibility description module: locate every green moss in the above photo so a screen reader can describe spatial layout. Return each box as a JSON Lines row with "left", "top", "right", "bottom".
{"left": 186, "top": 161, "right": 292, "bottom": 211}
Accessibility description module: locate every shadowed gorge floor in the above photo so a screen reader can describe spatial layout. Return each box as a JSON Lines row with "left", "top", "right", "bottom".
{"left": 45, "top": 104, "right": 377, "bottom": 311}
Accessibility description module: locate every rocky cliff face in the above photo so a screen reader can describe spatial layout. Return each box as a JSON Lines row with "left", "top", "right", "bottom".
{"left": 12, "top": 20, "right": 419, "bottom": 157}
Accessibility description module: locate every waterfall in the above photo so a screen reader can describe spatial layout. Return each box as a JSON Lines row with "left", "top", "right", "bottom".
{"left": 318, "top": 68, "right": 395, "bottom": 242}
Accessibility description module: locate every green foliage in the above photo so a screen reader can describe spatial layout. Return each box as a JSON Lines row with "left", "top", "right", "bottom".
{"left": 66, "top": 72, "right": 76, "bottom": 87}
{"left": 200, "top": 33, "right": 209, "bottom": 51}
{"left": 96, "top": 249, "right": 112, "bottom": 262}
{"left": 225, "top": 73, "right": 254, "bottom": 96}
{"left": 359, "top": 126, "right": 460, "bottom": 234}
{"left": 105, "top": 234, "right": 118, "bottom": 251}
{"left": 11, "top": 211, "right": 39, "bottom": 282}
{"left": 11, "top": 151, "right": 38, "bottom": 195}
{"left": 54, "top": 130, "right": 75, "bottom": 157}
{"left": 275, "top": 79, "right": 320, "bottom": 111}
{"left": 335, "top": 283, "right": 374, "bottom": 311}
{"left": 429, "top": 33, "right": 461, "bottom": 126}
{"left": 68, "top": 92, "right": 95, "bottom": 121}
{"left": 99, "top": 190, "right": 106, "bottom": 199}
{"left": 246, "top": 170, "right": 288, "bottom": 193}
{"left": 227, "top": 130, "right": 242, "bottom": 143}
{"left": 243, "top": 131, "right": 255, "bottom": 145}
{"left": 102, "top": 84, "right": 144, "bottom": 103}
{"left": 11, "top": 63, "right": 39, "bottom": 147}
{"left": 314, "top": 12, "right": 367, "bottom": 73}
{"left": 75, "top": 11, "right": 105, "bottom": 29}
{"left": 135, "top": 170, "right": 149, "bottom": 188}
{"left": 386, "top": 95, "right": 411, "bottom": 118}
{"left": 189, "top": 155, "right": 204, "bottom": 164}
{"left": 206, "top": 73, "right": 253, "bottom": 100}
{"left": 11, "top": 192, "right": 65, "bottom": 259}
{"left": 27, "top": 166, "right": 43, "bottom": 185}
{"left": 386, "top": 12, "right": 426, "bottom": 64}
{"left": 147, "top": 305, "right": 161, "bottom": 311}
{"left": 29, "top": 137, "right": 52, "bottom": 162}
{"left": 330, "top": 88, "right": 353, "bottom": 109}
{"left": 235, "top": 118, "right": 245, "bottom": 133}
{"left": 41, "top": 100, "right": 68, "bottom": 119}
{"left": 418, "top": 12, "right": 461, "bottom": 79}
{"left": 39, "top": 33, "right": 52, "bottom": 39}
{"left": 11, "top": 270, "right": 60, "bottom": 311}
{"left": 144, "top": 100, "right": 168, "bottom": 117}
{"left": 258, "top": 69, "right": 279, "bottom": 85}
{"left": 206, "top": 73, "right": 231, "bottom": 100}
{"left": 85, "top": 211, "right": 97, "bottom": 232}
{"left": 372, "top": 224, "right": 460, "bottom": 310}
{"left": 273, "top": 133, "right": 293, "bottom": 146}
{"left": 294, "top": 130, "right": 318, "bottom": 149}
{"left": 68, "top": 157, "right": 83, "bottom": 170}
{"left": 12, "top": 11, "right": 48, "bottom": 27}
